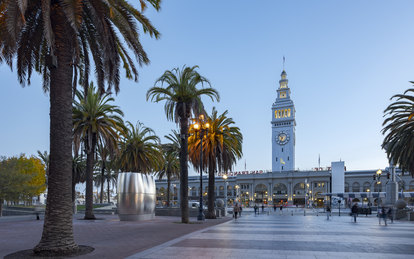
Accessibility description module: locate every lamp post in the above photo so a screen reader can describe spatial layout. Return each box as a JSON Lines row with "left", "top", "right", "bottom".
{"left": 192, "top": 115, "right": 209, "bottom": 221}
{"left": 223, "top": 174, "right": 228, "bottom": 216}
{"left": 374, "top": 169, "right": 382, "bottom": 216}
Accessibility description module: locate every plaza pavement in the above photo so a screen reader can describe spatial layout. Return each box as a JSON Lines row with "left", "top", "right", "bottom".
{"left": 0, "top": 214, "right": 230, "bottom": 258}
{"left": 130, "top": 208, "right": 414, "bottom": 259}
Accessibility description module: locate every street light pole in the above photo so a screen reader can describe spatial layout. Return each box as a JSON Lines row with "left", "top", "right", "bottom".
{"left": 192, "top": 115, "right": 209, "bottom": 221}
{"left": 198, "top": 128, "right": 205, "bottom": 221}
{"left": 375, "top": 169, "right": 382, "bottom": 217}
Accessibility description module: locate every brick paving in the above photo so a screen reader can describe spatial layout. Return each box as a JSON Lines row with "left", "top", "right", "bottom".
{"left": 0, "top": 214, "right": 231, "bottom": 258}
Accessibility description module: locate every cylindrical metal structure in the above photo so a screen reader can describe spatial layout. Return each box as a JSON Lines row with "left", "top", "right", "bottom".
{"left": 117, "top": 172, "right": 156, "bottom": 221}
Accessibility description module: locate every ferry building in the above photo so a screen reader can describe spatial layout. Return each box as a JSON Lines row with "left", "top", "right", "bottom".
{"left": 155, "top": 70, "right": 414, "bottom": 207}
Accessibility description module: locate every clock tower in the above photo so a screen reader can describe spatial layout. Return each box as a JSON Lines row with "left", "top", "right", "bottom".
{"left": 272, "top": 70, "right": 296, "bottom": 172}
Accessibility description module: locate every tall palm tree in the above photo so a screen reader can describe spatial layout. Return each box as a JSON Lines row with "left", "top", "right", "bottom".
{"left": 147, "top": 66, "right": 220, "bottom": 223}
{"left": 157, "top": 143, "right": 180, "bottom": 207}
{"left": 118, "top": 122, "right": 161, "bottom": 173}
{"left": 189, "top": 107, "right": 243, "bottom": 218}
{"left": 72, "top": 155, "right": 86, "bottom": 211}
{"left": 0, "top": 0, "right": 160, "bottom": 254}
{"left": 382, "top": 87, "right": 414, "bottom": 177}
{"left": 73, "top": 84, "right": 124, "bottom": 219}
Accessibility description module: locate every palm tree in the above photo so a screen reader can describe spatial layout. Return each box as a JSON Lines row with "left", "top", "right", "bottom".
{"left": 147, "top": 66, "right": 220, "bottom": 223}
{"left": 73, "top": 84, "right": 124, "bottom": 219}
{"left": 157, "top": 143, "right": 180, "bottom": 207}
{"left": 118, "top": 122, "right": 162, "bottom": 173}
{"left": 382, "top": 87, "right": 414, "bottom": 177}
{"left": 189, "top": 107, "right": 243, "bottom": 219}
{"left": 72, "top": 155, "right": 86, "bottom": 212}
{"left": 37, "top": 151, "right": 49, "bottom": 186}
{"left": 0, "top": 0, "right": 160, "bottom": 254}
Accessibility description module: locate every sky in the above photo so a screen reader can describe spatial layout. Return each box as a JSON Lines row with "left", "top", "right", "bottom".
{"left": 1, "top": 0, "right": 414, "bottom": 174}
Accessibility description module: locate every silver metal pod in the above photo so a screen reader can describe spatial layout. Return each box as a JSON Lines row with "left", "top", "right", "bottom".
{"left": 117, "top": 172, "right": 156, "bottom": 221}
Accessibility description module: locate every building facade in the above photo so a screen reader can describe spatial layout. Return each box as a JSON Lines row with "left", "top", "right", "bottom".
{"left": 155, "top": 69, "right": 414, "bottom": 208}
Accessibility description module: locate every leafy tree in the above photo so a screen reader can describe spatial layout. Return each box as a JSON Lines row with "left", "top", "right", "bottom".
{"left": 73, "top": 83, "right": 124, "bottom": 219}
{"left": 0, "top": 0, "right": 160, "bottom": 254}
{"left": 0, "top": 155, "right": 46, "bottom": 216}
{"left": 147, "top": 66, "right": 220, "bottom": 223}
{"left": 156, "top": 143, "right": 180, "bottom": 207}
{"left": 118, "top": 122, "right": 161, "bottom": 173}
{"left": 189, "top": 108, "right": 243, "bottom": 218}
{"left": 382, "top": 87, "right": 414, "bottom": 177}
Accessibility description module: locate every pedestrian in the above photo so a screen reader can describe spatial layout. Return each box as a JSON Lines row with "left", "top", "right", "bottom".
{"left": 351, "top": 203, "right": 358, "bottom": 223}
{"left": 254, "top": 204, "right": 258, "bottom": 215}
{"left": 387, "top": 207, "right": 394, "bottom": 223}
{"left": 379, "top": 206, "right": 387, "bottom": 226}
{"left": 273, "top": 204, "right": 277, "bottom": 212}
{"left": 280, "top": 205, "right": 283, "bottom": 215}
{"left": 239, "top": 204, "right": 242, "bottom": 217}
{"left": 326, "top": 205, "right": 331, "bottom": 220}
{"left": 233, "top": 203, "right": 239, "bottom": 220}
{"left": 262, "top": 204, "right": 264, "bottom": 213}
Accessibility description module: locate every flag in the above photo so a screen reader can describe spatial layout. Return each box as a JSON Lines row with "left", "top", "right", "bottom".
{"left": 280, "top": 158, "right": 285, "bottom": 165}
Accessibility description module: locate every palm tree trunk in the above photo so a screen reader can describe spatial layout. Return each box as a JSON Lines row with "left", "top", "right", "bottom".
{"left": 107, "top": 176, "right": 110, "bottom": 203}
{"left": 100, "top": 162, "right": 105, "bottom": 204}
{"left": 206, "top": 166, "right": 216, "bottom": 219}
{"left": 167, "top": 173, "right": 171, "bottom": 207}
{"left": 84, "top": 133, "right": 96, "bottom": 219}
{"left": 179, "top": 117, "right": 189, "bottom": 223}
{"left": 34, "top": 5, "right": 78, "bottom": 254}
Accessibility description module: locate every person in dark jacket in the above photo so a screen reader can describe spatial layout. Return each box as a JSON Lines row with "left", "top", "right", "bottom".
{"left": 351, "top": 203, "right": 358, "bottom": 222}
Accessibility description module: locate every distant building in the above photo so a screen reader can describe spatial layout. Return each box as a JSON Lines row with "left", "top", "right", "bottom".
{"left": 155, "top": 69, "right": 414, "bottom": 207}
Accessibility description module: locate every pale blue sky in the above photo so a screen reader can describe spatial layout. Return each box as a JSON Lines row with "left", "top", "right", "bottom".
{"left": 1, "top": 1, "right": 414, "bottom": 173}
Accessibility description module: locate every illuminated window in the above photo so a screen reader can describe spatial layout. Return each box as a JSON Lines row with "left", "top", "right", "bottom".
{"left": 288, "top": 109, "right": 291, "bottom": 117}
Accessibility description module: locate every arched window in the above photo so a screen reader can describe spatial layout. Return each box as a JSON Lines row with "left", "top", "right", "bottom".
{"left": 219, "top": 186, "right": 224, "bottom": 196}
{"left": 293, "top": 183, "right": 305, "bottom": 195}
{"left": 363, "top": 182, "right": 371, "bottom": 192}
{"left": 273, "top": 183, "right": 287, "bottom": 195}
{"left": 352, "top": 182, "right": 360, "bottom": 192}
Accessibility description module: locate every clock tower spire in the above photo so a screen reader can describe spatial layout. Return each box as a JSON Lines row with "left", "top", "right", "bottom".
{"left": 271, "top": 69, "right": 296, "bottom": 172}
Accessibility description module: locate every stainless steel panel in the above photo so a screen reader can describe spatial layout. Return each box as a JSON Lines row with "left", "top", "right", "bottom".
{"left": 117, "top": 172, "right": 156, "bottom": 221}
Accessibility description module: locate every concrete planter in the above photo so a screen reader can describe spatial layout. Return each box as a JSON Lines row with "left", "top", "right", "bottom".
{"left": 117, "top": 172, "right": 155, "bottom": 221}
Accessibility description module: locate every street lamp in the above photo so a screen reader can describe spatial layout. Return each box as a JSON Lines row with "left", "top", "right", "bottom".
{"left": 374, "top": 169, "right": 382, "bottom": 216}
{"left": 223, "top": 174, "right": 228, "bottom": 216}
{"left": 191, "top": 115, "right": 209, "bottom": 221}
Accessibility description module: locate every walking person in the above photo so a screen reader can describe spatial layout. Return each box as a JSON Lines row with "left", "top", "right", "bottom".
{"left": 387, "top": 206, "right": 394, "bottom": 223}
{"left": 379, "top": 206, "right": 387, "bottom": 226}
{"left": 326, "top": 205, "right": 331, "bottom": 220}
{"left": 279, "top": 205, "right": 283, "bottom": 215}
{"left": 351, "top": 203, "right": 358, "bottom": 223}
{"left": 273, "top": 204, "right": 277, "bottom": 212}
{"left": 239, "top": 204, "right": 242, "bottom": 217}
{"left": 233, "top": 203, "right": 239, "bottom": 220}
{"left": 262, "top": 204, "right": 264, "bottom": 213}
{"left": 254, "top": 204, "right": 258, "bottom": 215}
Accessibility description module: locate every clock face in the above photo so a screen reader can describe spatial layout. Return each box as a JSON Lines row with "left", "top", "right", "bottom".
{"left": 276, "top": 132, "right": 290, "bottom": 145}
